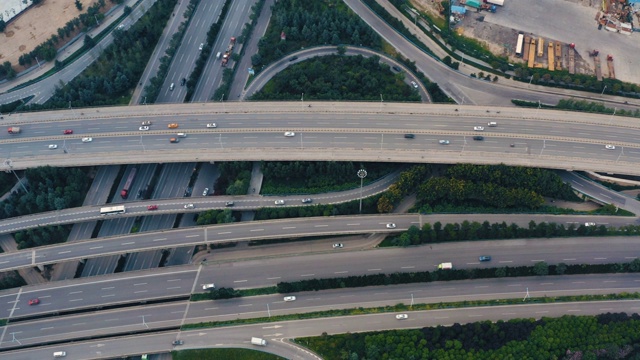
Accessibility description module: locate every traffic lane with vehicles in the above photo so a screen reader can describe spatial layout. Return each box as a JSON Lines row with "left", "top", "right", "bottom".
{"left": 0, "top": 213, "right": 636, "bottom": 273}
{"left": 4, "top": 297, "right": 640, "bottom": 360}
{"left": 0, "top": 168, "right": 399, "bottom": 237}
{"left": 0, "top": 302, "right": 187, "bottom": 350}
{"left": 199, "top": 234, "right": 640, "bottom": 289}
{"left": 2, "top": 234, "right": 639, "bottom": 321}
{"left": 156, "top": 0, "right": 224, "bottom": 104}
{"left": 191, "top": 0, "right": 258, "bottom": 102}
{"left": 2, "top": 273, "right": 640, "bottom": 352}
{"left": 5, "top": 108, "right": 640, "bottom": 143}
{"left": 185, "top": 273, "right": 640, "bottom": 323}
{"left": 560, "top": 171, "right": 640, "bottom": 214}
{"left": 0, "top": 267, "right": 198, "bottom": 320}
{"left": 4, "top": 132, "right": 638, "bottom": 173}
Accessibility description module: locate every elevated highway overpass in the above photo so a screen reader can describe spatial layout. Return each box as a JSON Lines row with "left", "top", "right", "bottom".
{"left": 2, "top": 102, "right": 640, "bottom": 175}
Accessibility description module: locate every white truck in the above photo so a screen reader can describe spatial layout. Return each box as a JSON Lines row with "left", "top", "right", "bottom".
{"left": 251, "top": 337, "right": 267, "bottom": 346}
{"left": 202, "top": 283, "right": 215, "bottom": 290}
{"left": 438, "top": 262, "right": 453, "bottom": 270}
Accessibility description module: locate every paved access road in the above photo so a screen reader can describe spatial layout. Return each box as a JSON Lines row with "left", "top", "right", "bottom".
{"left": 1, "top": 273, "right": 639, "bottom": 354}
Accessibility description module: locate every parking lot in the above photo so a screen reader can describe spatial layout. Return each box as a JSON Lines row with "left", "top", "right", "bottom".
{"left": 481, "top": 0, "right": 639, "bottom": 84}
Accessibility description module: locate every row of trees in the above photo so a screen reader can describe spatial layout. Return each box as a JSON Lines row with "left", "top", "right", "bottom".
{"left": 252, "top": 0, "right": 381, "bottom": 68}
{"left": 0, "top": 166, "right": 89, "bottom": 220}
{"left": 260, "top": 161, "right": 395, "bottom": 195}
{"left": 26, "top": 0, "right": 175, "bottom": 110}
{"left": 300, "top": 314, "right": 640, "bottom": 360}
{"left": 251, "top": 54, "right": 421, "bottom": 102}
{"left": 384, "top": 220, "right": 611, "bottom": 247}
{"left": 254, "top": 195, "right": 381, "bottom": 221}
{"left": 216, "top": 162, "right": 253, "bottom": 196}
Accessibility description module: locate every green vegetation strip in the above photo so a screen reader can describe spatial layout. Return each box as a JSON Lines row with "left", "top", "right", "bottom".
{"left": 173, "top": 348, "right": 285, "bottom": 360}
{"left": 183, "top": 291, "right": 640, "bottom": 331}
{"left": 297, "top": 312, "right": 640, "bottom": 360}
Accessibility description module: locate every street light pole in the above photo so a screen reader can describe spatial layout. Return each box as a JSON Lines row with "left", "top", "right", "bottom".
{"left": 357, "top": 169, "right": 367, "bottom": 213}
{"left": 601, "top": 85, "right": 607, "bottom": 96}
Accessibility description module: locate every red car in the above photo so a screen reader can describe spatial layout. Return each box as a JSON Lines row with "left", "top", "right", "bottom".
{"left": 28, "top": 298, "right": 40, "bottom": 305}
{"left": 147, "top": 205, "right": 158, "bottom": 211}
{"left": 63, "top": 129, "right": 73, "bottom": 134}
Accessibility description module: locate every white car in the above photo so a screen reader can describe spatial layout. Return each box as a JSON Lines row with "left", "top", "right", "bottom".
{"left": 284, "top": 132, "right": 295, "bottom": 137}
{"left": 474, "top": 126, "right": 485, "bottom": 131}
{"left": 605, "top": 144, "right": 616, "bottom": 150}
{"left": 275, "top": 200, "right": 285, "bottom": 205}
{"left": 141, "top": 121, "right": 152, "bottom": 126}
{"left": 139, "top": 126, "right": 149, "bottom": 131}
{"left": 386, "top": 223, "right": 397, "bottom": 229}
{"left": 395, "top": 314, "right": 408, "bottom": 320}
{"left": 439, "top": 140, "right": 450, "bottom": 145}
{"left": 202, "top": 188, "right": 209, "bottom": 196}
{"left": 585, "top": 222, "right": 596, "bottom": 227}
{"left": 48, "top": 144, "right": 58, "bottom": 149}
{"left": 202, "top": 283, "right": 215, "bottom": 290}
{"left": 206, "top": 123, "right": 217, "bottom": 128}
{"left": 184, "top": 203, "right": 194, "bottom": 209}
{"left": 81, "top": 137, "right": 92, "bottom": 143}
{"left": 332, "top": 243, "right": 343, "bottom": 249}
{"left": 199, "top": 43, "right": 204, "bottom": 51}
{"left": 410, "top": 81, "right": 418, "bottom": 89}
{"left": 283, "top": 296, "right": 296, "bottom": 302}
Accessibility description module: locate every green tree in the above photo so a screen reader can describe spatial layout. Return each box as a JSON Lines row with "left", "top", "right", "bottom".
{"left": 75, "top": 0, "right": 83, "bottom": 10}
{"left": 555, "top": 262, "right": 567, "bottom": 275}
{"left": 495, "top": 267, "right": 507, "bottom": 278}
{"left": 533, "top": 261, "right": 549, "bottom": 276}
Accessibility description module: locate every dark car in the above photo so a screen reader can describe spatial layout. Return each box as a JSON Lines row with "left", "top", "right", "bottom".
{"left": 392, "top": 66, "right": 401, "bottom": 72}
{"left": 479, "top": 255, "right": 492, "bottom": 262}
{"left": 289, "top": 56, "right": 298, "bottom": 62}
{"left": 404, "top": 134, "right": 415, "bottom": 139}
{"left": 473, "top": 136, "right": 484, "bottom": 141}
{"left": 172, "top": 340, "right": 184, "bottom": 346}
{"left": 180, "top": 78, "right": 186, "bottom": 86}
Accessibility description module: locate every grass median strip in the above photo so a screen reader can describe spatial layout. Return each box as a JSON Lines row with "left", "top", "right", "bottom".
{"left": 182, "top": 291, "right": 640, "bottom": 330}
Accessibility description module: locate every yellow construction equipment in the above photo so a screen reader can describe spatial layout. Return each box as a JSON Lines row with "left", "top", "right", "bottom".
{"left": 528, "top": 39, "right": 537, "bottom": 68}
{"left": 523, "top": 36, "right": 531, "bottom": 62}
{"left": 555, "top": 42, "right": 562, "bottom": 70}
{"left": 537, "top": 37, "right": 544, "bottom": 57}
{"left": 548, "top": 42, "right": 555, "bottom": 71}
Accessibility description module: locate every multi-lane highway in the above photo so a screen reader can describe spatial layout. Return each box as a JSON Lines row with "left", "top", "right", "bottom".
{"left": 0, "top": 213, "right": 635, "bottom": 273}
{"left": 2, "top": 102, "right": 640, "bottom": 176}
{"left": 3, "top": 234, "right": 639, "bottom": 323}
{"left": 2, "top": 272, "right": 639, "bottom": 351}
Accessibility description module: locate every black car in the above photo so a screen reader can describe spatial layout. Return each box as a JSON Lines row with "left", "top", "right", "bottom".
{"left": 473, "top": 136, "right": 484, "bottom": 141}
{"left": 479, "top": 255, "right": 492, "bottom": 262}
{"left": 289, "top": 56, "right": 298, "bottom": 62}
{"left": 180, "top": 78, "right": 186, "bottom": 86}
{"left": 404, "top": 134, "right": 415, "bottom": 139}
{"left": 392, "top": 66, "right": 401, "bottom": 72}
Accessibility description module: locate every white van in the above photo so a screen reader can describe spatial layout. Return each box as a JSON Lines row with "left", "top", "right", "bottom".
{"left": 487, "top": 121, "right": 497, "bottom": 127}
{"left": 216, "top": 52, "right": 221, "bottom": 59}
{"left": 53, "top": 351, "right": 67, "bottom": 358}
{"left": 169, "top": 83, "right": 175, "bottom": 91}
{"left": 177, "top": 133, "right": 187, "bottom": 138}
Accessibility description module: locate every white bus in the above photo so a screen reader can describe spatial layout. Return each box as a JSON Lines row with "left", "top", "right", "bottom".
{"left": 100, "top": 205, "right": 126, "bottom": 215}
{"left": 515, "top": 33, "right": 524, "bottom": 57}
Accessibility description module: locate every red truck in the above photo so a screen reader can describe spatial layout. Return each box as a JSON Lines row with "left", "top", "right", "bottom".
{"left": 221, "top": 37, "right": 236, "bottom": 67}
{"left": 7, "top": 127, "right": 21, "bottom": 134}
{"left": 120, "top": 168, "right": 137, "bottom": 199}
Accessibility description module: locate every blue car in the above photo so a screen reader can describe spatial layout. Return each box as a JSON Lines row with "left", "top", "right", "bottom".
{"left": 479, "top": 256, "right": 492, "bottom": 262}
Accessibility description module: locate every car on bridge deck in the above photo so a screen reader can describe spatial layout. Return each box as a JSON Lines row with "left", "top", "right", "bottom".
{"left": 147, "top": 205, "right": 158, "bottom": 211}
{"left": 63, "top": 129, "right": 73, "bottom": 134}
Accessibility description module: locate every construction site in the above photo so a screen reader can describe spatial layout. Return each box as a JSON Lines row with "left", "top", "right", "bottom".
{"left": 411, "top": 0, "right": 640, "bottom": 84}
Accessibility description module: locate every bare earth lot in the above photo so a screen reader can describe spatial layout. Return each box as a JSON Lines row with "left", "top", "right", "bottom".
{"left": 0, "top": 0, "right": 100, "bottom": 69}
{"left": 411, "top": 0, "right": 639, "bottom": 84}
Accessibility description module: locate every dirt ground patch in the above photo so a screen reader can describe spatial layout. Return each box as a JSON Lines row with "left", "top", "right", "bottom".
{"left": 0, "top": 0, "right": 102, "bottom": 69}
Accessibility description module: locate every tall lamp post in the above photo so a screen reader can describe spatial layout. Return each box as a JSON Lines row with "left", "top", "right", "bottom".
{"left": 357, "top": 169, "right": 367, "bottom": 213}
